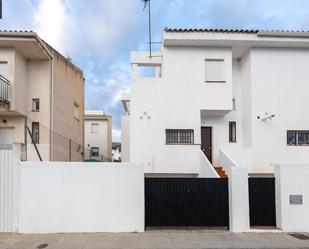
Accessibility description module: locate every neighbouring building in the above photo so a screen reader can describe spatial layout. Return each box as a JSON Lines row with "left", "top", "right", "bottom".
{"left": 0, "top": 30, "right": 84, "bottom": 161}
{"left": 121, "top": 28, "right": 309, "bottom": 177}
{"left": 84, "top": 110, "right": 112, "bottom": 161}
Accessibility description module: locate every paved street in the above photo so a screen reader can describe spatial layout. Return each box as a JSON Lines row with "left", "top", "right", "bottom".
{"left": 1, "top": 230, "right": 309, "bottom": 249}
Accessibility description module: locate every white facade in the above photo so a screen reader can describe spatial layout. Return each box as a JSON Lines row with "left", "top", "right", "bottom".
{"left": 84, "top": 110, "right": 112, "bottom": 161}
{"left": 122, "top": 29, "right": 309, "bottom": 176}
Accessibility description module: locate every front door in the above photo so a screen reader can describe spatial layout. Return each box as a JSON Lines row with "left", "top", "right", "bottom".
{"left": 249, "top": 177, "right": 276, "bottom": 227}
{"left": 201, "top": 127, "right": 212, "bottom": 163}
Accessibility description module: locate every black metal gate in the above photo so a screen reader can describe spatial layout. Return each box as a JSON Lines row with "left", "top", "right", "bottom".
{"left": 145, "top": 178, "right": 229, "bottom": 227}
{"left": 248, "top": 177, "right": 276, "bottom": 227}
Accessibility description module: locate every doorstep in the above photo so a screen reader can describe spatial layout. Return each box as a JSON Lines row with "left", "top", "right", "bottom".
{"left": 249, "top": 227, "right": 282, "bottom": 233}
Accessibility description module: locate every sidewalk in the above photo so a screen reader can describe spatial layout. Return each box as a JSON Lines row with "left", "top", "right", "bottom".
{"left": 1, "top": 230, "right": 309, "bottom": 249}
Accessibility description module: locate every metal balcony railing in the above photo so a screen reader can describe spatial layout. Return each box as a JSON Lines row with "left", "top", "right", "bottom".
{"left": 0, "top": 75, "right": 10, "bottom": 104}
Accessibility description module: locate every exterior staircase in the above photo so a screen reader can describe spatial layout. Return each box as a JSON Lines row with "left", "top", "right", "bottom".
{"left": 214, "top": 167, "right": 227, "bottom": 178}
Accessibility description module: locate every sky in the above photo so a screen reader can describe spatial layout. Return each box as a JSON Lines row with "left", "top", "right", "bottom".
{"left": 1, "top": 0, "right": 309, "bottom": 142}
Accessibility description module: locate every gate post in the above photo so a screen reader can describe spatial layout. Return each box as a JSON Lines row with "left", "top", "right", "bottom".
{"left": 229, "top": 166, "right": 250, "bottom": 232}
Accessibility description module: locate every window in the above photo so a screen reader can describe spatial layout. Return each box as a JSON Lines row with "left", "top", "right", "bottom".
{"left": 205, "top": 59, "right": 225, "bottom": 83}
{"left": 91, "top": 123, "right": 99, "bottom": 133}
{"left": 0, "top": 61, "right": 8, "bottom": 78}
{"left": 90, "top": 147, "right": 99, "bottom": 157}
{"left": 287, "top": 131, "right": 309, "bottom": 146}
{"left": 229, "top": 122, "right": 236, "bottom": 143}
{"left": 137, "top": 65, "right": 161, "bottom": 78}
{"left": 166, "top": 129, "right": 194, "bottom": 144}
{"left": 32, "top": 98, "right": 40, "bottom": 111}
{"left": 31, "top": 122, "right": 39, "bottom": 143}
{"left": 73, "top": 102, "right": 80, "bottom": 120}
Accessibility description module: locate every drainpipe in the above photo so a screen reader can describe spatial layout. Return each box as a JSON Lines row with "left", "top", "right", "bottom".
{"left": 24, "top": 116, "right": 27, "bottom": 161}
{"left": 49, "top": 58, "right": 54, "bottom": 161}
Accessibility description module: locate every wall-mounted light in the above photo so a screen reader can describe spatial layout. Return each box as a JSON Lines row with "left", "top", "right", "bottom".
{"left": 257, "top": 112, "right": 276, "bottom": 121}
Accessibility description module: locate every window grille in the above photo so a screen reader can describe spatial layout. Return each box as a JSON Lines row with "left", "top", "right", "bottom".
{"left": 32, "top": 98, "right": 40, "bottom": 111}
{"left": 166, "top": 129, "right": 194, "bottom": 144}
{"left": 287, "top": 131, "right": 309, "bottom": 145}
{"left": 32, "top": 122, "right": 40, "bottom": 143}
{"left": 229, "top": 122, "right": 236, "bottom": 143}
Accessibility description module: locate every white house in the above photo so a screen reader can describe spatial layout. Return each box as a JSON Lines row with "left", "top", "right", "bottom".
{"left": 84, "top": 110, "right": 112, "bottom": 161}
{"left": 121, "top": 28, "right": 309, "bottom": 177}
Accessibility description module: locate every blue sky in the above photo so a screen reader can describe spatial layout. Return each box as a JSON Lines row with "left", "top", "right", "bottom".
{"left": 1, "top": 0, "right": 309, "bottom": 141}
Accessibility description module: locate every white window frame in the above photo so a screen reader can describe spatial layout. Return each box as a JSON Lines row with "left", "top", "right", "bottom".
{"left": 229, "top": 121, "right": 237, "bottom": 143}
{"left": 0, "top": 61, "right": 9, "bottom": 79}
{"left": 73, "top": 102, "right": 80, "bottom": 121}
{"left": 91, "top": 123, "right": 99, "bottom": 133}
{"left": 205, "top": 58, "right": 225, "bottom": 83}
{"left": 32, "top": 98, "right": 40, "bottom": 111}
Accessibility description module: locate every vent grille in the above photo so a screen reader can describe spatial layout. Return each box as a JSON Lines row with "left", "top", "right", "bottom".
{"left": 289, "top": 233, "right": 309, "bottom": 240}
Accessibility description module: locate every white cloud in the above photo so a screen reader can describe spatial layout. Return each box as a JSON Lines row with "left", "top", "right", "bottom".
{"left": 112, "top": 129, "right": 121, "bottom": 142}
{"left": 33, "top": 0, "right": 77, "bottom": 55}
{"left": 35, "top": 0, "right": 144, "bottom": 58}
{"left": 30, "top": 0, "right": 144, "bottom": 142}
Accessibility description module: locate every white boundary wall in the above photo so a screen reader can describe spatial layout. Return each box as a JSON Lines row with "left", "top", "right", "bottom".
{"left": 18, "top": 162, "right": 144, "bottom": 233}
{"left": 0, "top": 149, "right": 19, "bottom": 232}
{"left": 275, "top": 164, "right": 309, "bottom": 232}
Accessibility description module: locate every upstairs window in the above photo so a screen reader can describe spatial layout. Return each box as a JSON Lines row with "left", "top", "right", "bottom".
{"left": 137, "top": 65, "right": 161, "bottom": 78}
{"left": 73, "top": 102, "right": 80, "bottom": 120}
{"left": 229, "top": 122, "right": 237, "bottom": 143}
{"left": 32, "top": 98, "right": 40, "bottom": 111}
{"left": 0, "top": 61, "right": 9, "bottom": 78}
{"left": 31, "top": 122, "right": 40, "bottom": 143}
{"left": 287, "top": 130, "right": 309, "bottom": 146}
{"left": 205, "top": 59, "right": 225, "bottom": 83}
{"left": 166, "top": 129, "right": 194, "bottom": 144}
{"left": 91, "top": 123, "right": 99, "bottom": 133}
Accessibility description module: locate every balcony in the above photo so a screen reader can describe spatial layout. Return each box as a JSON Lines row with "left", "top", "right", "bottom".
{"left": 0, "top": 75, "right": 10, "bottom": 104}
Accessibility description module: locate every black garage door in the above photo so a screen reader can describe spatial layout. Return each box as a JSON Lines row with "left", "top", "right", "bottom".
{"left": 249, "top": 177, "right": 276, "bottom": 227}
{"left": 145, "top": 178, "right": 229, "bottom": 228}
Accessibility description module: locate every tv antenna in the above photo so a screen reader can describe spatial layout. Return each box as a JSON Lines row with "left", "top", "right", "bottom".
{"left": 142, "top": 0, "right": 152, "bottom": 58}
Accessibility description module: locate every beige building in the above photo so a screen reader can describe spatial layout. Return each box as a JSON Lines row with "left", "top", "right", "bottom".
{"left": 0, "top": 30, "right": 84, "bottom": 161}
{"left": 84, "top": 110, "right": 112, "bottom": 162}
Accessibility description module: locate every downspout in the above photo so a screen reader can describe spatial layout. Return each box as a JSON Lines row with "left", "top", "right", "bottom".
{"left": 49, "top": 57, "right": 54, "bottom": 161}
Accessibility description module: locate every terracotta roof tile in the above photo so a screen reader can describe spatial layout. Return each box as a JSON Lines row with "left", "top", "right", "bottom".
{"left": 164, "top": 28, "right": 309, "bottom": 34}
